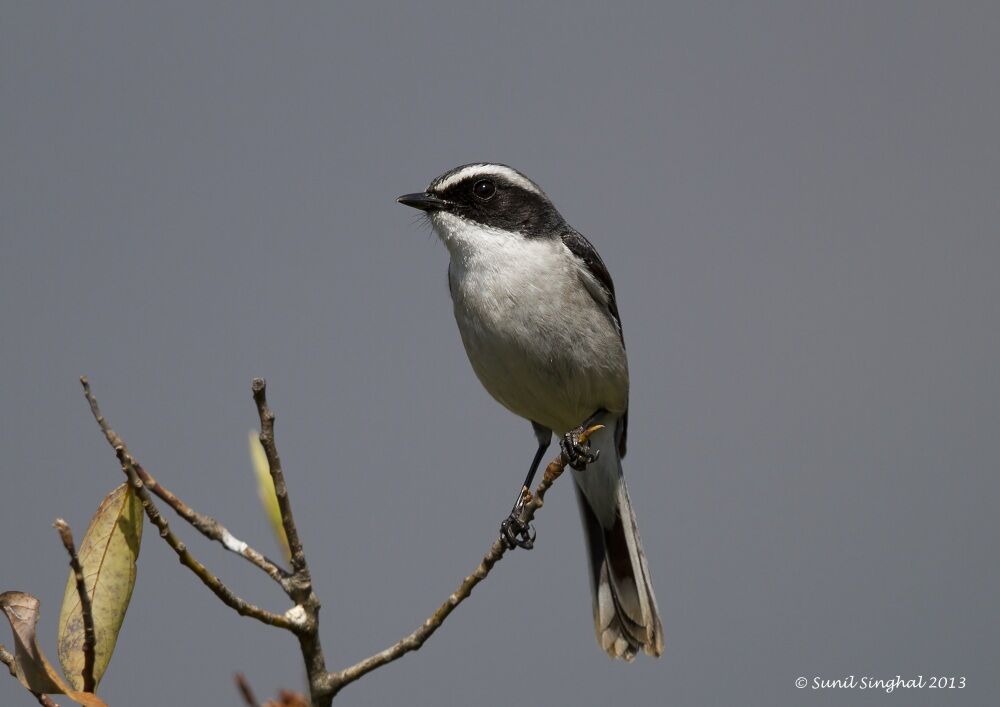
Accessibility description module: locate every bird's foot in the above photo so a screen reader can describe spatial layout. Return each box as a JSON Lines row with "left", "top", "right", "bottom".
{"left": 561, "top": 427, "right": 600, "bottom": 471}
{"left": 499, "top": 495, "right": 536, "bottom": 550}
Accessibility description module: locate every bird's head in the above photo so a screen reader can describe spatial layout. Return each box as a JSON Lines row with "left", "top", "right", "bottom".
{"left": 397, "top": 163, "right": 567, "bottom": 244}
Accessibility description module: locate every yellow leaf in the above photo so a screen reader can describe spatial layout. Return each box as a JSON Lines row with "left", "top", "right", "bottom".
{"left": 0, "top": 591, "right": 108, "bottom": 706}
{"left": 249, "top": 430, "right": 289, "bottom": 559}
{"left": 57, "top": 483, "right": 143, "bottom": 690}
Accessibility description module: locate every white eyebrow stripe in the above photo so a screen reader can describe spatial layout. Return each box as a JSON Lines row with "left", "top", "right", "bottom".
{"left": 432, "top": 164, "right": 543, "bottom": 196}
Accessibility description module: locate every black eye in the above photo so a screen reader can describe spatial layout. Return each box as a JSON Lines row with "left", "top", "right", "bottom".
{"left": 472, "top": 179, "right": 496, "bottom": 200}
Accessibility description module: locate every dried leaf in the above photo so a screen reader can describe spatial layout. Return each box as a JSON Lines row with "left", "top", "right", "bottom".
{"left": 249, "top": 430, "right": 289, "bottom": 559}
{"left": 264, "top": 690, "right": 310, "bottom": 707}
{"left": 57, "top": 482, "right": 143, "bottom": 690}
{"left": 0, "top": 591, "right": 107, "bottom": 706}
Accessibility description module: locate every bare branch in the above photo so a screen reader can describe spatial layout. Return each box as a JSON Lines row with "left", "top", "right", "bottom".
{"left": 139, "top": 468, "right": 291, "bottom": 587}
{"left": 0, "top": 644, "right": 59, "bottom": 707}
{"left": 76, "top": 375, "right": 587, "bottom": 704}
{"left": 0, "top": 644, "right": 17, "bottom": 683}
{"left": 78, "top": 377, "right": 123, "bottom": 450}
{"left": 79, "top": 377, "right": 290, "bottom": 588}
{"left": 80, "top": 376, "right": 331, "bottom": 703}
{"left": 250, "top": 379, "right": 307, "bottom": 580}
{"left": 325, "top": 427, "right": 596, "bottom": 696}
{"left": 115, "top": 446, "right": 299, "bottom": 633}
{"left": 250, "top": 379, "right": 330, "bottom": 707}
{"left": 0, "top": 644, "right": 12, "bottom": 678}
{"left": 52, "top": 520, "right": 96, "bottom": 693}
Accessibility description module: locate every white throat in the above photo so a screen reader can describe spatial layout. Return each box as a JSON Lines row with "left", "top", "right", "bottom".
{"left": 429, "top": 211, "right": 527, "bottom": 267}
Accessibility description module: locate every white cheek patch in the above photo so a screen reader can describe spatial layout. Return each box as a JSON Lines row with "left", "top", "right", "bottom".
{"left": 431, "top": 164, "right": 543, "bottom": 197}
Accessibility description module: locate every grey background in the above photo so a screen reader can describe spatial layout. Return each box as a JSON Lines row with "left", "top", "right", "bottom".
{"left": 2, "top": 2, "right": 998, "bottom": 706}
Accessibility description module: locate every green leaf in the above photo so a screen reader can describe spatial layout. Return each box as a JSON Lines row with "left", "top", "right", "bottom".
{"left": 249, "top": 430, "right": 289, "bottom": 559}
{"left": 0, "top": 591, "right": 108, "bottom": 706}
{"left": 56, "top": 483, "right": 143, "bottom": 690}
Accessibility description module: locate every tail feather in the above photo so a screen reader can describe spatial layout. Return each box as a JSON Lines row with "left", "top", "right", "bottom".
{"left": 574, "top": 473, "right": 663, "bottom": 660}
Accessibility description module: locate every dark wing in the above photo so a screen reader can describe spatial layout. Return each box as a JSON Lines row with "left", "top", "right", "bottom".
{"left": 561, "top": 230, "right": 629, "bottom": 457}
{"left": 561, "top": 230, "right": 623, "bottom": 341}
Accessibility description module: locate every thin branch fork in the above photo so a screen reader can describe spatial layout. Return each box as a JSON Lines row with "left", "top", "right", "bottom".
{"left": 79, "top": 378, "right": 290, "bottom": 589}
{"left": 134, "top": 470, "right": 291, "bottom": 588}
{"left": 77, "top": 376, "right": 587, "bottom": 705}
{"left": 80, "top": 378, "right": 298, "bottom": 631}
{"left": 51, "top": 520, "right": 96, "bottom": 693}
{"left": 115, "top": 445, "right": 299, "bottom": 632}
{"left": 80, "top": 377, "right": 331, "bottom": 703}
{"left": 251, "top": 379, "right": 329, "bottom": 707}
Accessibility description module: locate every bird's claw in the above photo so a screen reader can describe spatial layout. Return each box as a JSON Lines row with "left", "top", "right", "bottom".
{"left": 561, "top": 428, "right": 599, "bottom": 471}
{"left": 500, "top": 510, "right": 536, "bottom": 550}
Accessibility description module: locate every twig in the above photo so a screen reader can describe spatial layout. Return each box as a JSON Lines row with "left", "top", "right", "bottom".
{"left": 234, "top": 673, "right": 260, "bottom": 707}
{"left": 52, "top": 520, "right": 96, "bottom": 693}
{"left": 250, "top": 379, "right": 307, "bottom": 578}
{"left": 0, "top": 644, "right": 15, "bottom": 679}
{"left": 79, "top": 377, "right": 290, "bottom": 588}
{"left": 81, "top": 377, "right": 329, "bottom": 701}
{"left": 115, "top": 446, "right": 299, "bottom": 632}
{"left": 134, "top": 467, "right": 291, "bottom": 588}
{"left": 251, "top": 379, "right": 329, "bottom": 707}
{"left": 325, "top": 427, "right": 596, "bottom": 697}
{"left": 0, "top": 644, "right": 60, "bottom": 707}
{"left": 78, "top": 375, "right": 586, "bottom": 704}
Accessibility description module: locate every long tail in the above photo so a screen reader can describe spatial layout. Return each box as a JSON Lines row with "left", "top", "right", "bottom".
{"left": 572, "top": 423, "right": 663, "bottom": 660}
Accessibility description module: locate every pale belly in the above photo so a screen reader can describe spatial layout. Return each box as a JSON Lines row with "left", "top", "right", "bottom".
{"left": 450, "top": 258, "right": 628, "bottom": 434}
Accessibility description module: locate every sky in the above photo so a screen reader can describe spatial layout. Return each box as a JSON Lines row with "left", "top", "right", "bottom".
{"left": 1, "top": 2, "right": 998, "bottom": 706}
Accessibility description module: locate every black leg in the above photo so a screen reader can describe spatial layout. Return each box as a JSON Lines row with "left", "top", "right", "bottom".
{"left": 520, "top": 423, "right": 553, "bottom": 493}
{"left": 500, "top": 423, "right": 551, "bottom": 550}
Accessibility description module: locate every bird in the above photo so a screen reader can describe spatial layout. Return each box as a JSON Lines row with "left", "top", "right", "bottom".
{"left": 397, "top": 163, "right": 663, "bottom": 660}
